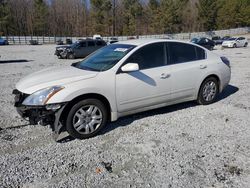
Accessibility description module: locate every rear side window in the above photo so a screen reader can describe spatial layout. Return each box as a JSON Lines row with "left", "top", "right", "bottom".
{"left": 167, "top": 42, "right": 205, "bottom": 64}
{"left": 87, "top": 41, "right": 95, "bottom": 47}
{"left": 196, "top": 46, "right": 206, "bottom": 60}
{"left": 125, "top": 43, "right": 165, "bottom": 70}
{"left": 96, "top": 40, "right": 105, "bottom": 46}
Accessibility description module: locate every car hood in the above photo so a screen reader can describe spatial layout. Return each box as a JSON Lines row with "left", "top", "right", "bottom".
{"left": 16, "top": 66, "right": 98, "bottom": 94}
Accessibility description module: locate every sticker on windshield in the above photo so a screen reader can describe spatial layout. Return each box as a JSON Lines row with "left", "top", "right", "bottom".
{"left": 114, "top": 48, "right": 128, "bottom": 52}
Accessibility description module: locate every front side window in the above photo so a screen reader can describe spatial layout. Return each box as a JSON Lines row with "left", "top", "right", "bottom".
{"left": 80, "top": 42, "right": 86, "bottom": 47}
{"left": 72, "top": 44, "right": 135, "bottom": 71}
{"left": 167, "top": 42, "right": 205, "bottom": 64}
{"left": 125, "top": 43, "right": 165, "bottom": 70}
{"left": 71, "top": 41, "right": 81, "bottom": 48}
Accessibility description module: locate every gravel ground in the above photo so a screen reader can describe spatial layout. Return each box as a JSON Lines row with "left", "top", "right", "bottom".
{"left": 0, "top": 43, "right": 250, "bottom": 188}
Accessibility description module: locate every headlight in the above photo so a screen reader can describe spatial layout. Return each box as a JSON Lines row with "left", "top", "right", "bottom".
{"left": 22, "top": 86, "right": 64, "bottom": 106}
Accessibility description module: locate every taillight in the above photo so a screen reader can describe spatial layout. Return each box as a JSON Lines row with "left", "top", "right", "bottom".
{"left": 221, "top": 56, "right": 230, "bottom": 67}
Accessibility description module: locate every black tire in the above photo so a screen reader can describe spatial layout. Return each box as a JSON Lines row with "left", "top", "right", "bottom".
{"left": 67, "top": 53, "right": 75, "bottom": 59}
{"left": 197, "top": 77, "right": 219, "bottom": 105}
{"left": 233, "top": 43, "right": 237, "bottom": 48}
{"left": 244, "top": 42, "right": 248, "bottom": 47}
{"left": 66, "top": 99, "right": 108, "bottom": 139}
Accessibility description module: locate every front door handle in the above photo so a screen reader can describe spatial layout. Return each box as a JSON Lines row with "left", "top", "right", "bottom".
{"left": 161, "top": 73, "right": 171, "bottom": 79}
{"left": 200, "top": 65, "right": 207, "bottom": 69}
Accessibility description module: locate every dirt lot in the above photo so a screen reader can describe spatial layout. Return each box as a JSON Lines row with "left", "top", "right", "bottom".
{"left": 0, "top": 43, "right": 250, "bottom": 188}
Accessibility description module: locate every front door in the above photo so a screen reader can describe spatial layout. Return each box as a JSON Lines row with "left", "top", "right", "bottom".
{"left": 74, "top": 41, "right": 86, "bottom": 57}
{"left": 116, "top": 42, "right": 172, "bottom": 112}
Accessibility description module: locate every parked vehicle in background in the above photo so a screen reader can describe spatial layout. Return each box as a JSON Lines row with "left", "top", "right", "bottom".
{"left": 222, "top": 37, "right": 248, "bottom": 48}
{"left": 14, "top": 39, "right": 231, "bottom": 140}
{"left": 66, "top": 39, "right": 72, "bottom": 44}
{"left": 127, "top": 36, "right": 136, "bottom": 40}
{"left": 212, "top": 36, "right": 231, "bottom": 45}
{"left": 56, "top": 39, "right": 64, "bottom": 45}
{"left": 107, "top": 37, "right": 118, "bottom": 44}
{"left": 212, "top": 36, "right": 223, "bottom": 45}
{"left": 55, "top": 39, "right": 106, "bottom": 59}
{"left": 93, "top": 34, "right": 102, "bottom": 40}
{"left": 191, "top": 37, "right": 215, "bottom": 50}
{"left": 29, "top": 40, "right": 38, "bottom": 45}
{"left": 0, "top": 37, "right": 9, "bottom": 45}
{"left": 221, "top": 36, "right": 231, "bottom": 41}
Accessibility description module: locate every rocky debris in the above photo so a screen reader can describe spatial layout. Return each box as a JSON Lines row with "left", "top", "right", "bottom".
{"left": 101, "top": 161, "right": 113, "bottom": 173}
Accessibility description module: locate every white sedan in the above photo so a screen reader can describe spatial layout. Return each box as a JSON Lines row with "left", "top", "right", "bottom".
{"left": 222, "top": 37, "right": 248, "bottom": 48}
{"left": 13, "top": 39, "right": 231, "bottom": 140}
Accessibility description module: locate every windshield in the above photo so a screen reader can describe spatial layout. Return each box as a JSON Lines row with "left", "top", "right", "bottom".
{"left": 228, "top": 38, "right": 236, "bottom": 41}
{"left": 71, "top": 41, "right": 81, "bottom": 48}
{"left": 72, "top": 44, "right": 135, "bottom": 71}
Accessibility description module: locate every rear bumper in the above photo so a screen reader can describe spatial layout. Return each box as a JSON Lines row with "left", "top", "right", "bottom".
{"left": 220, "top": 68, "right": 231, "bottom": 92}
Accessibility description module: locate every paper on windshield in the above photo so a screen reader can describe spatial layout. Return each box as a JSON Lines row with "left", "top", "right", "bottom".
{"left": 114, "top": 48, "right": 129, "bottom": 52}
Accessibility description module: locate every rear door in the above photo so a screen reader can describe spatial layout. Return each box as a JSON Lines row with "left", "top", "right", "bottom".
{"left": 166, "top": 42, "right": 207, "bottom": 100}
{"left": 238, "top": 37, "right": 245, "bottom": 47}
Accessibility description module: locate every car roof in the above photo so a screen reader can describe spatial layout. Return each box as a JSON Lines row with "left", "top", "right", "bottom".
{"left": 116, "top": 38, "right": 188, "bottom": 46}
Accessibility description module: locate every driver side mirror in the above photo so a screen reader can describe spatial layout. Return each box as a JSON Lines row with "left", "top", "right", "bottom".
{"left": 121, "top": 63, "right": 139, "bottom": 72}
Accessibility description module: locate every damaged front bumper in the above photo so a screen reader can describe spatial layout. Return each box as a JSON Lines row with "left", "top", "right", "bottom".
{"left": 13, "top": 89, "right": 67, "bottom": 139}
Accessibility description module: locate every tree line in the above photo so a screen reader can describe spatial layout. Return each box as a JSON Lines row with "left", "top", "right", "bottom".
{"left": 0, "top": 0, "right": 250, "bottom": 37}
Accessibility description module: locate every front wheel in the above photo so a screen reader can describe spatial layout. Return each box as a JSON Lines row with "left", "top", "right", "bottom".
{"left": 66, "top": 99, "right": 108, "bottom": 139}
{"left": 244, "top": 42, "right": 248, "bottom": 47}
{"left": 67, "top": 53, "right": 75, "bottom": 59}
{"left": 197, "top": 77, "right": 219, "bottom": 105}
{"left": 233, "top": 43, "right": 237, "bottom": 48}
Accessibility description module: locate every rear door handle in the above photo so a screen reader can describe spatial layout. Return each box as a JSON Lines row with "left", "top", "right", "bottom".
{"left": 161, "top": 73, "right": 171, "bottom": 79}
{"left": 200, "top": 65, "right": 207, "bottom": 69}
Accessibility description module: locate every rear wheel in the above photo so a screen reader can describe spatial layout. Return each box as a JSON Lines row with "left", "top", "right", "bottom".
{"left": 197, "top": 77, "right": 219, "bottom": 105}
{"left": 66, "top": 99, "right": 108, "bottom": 139}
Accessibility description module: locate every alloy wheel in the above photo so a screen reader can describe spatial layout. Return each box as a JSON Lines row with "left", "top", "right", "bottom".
{"left": 72, "top": 105, "right": 103, "bottom": 134}
{"left": 202, "top": 81, "right": 217, "bottom": 102}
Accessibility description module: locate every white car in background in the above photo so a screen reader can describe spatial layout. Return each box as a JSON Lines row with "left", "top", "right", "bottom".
{"left": 13, "top": 39, "right": 231, "bottom": 140}
{"left": 93, "top": 34, "right": 102, "bottom": 40}
{"left": 222, "top": 37, "right": 248, "bottom": 48}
